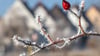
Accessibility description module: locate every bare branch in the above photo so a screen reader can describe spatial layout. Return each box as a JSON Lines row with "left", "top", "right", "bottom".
{"left": 12, "top": 0, "right": 100, "bottom": 56}
{"left": 37, "top": 16, "right": 53, "bottom": 43}
{"left": 69, "top": 9, "right": 79, "bottom": 18}
{"left": 78, "top": 18, "right": 85, "bottom": 34}
{"left": 87, "top": 32, "right": 100, "bottom": 36}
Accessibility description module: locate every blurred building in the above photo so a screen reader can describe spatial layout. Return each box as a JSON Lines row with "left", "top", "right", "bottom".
{"left": 3, "top": 0, "right": 37, "bottom": 37}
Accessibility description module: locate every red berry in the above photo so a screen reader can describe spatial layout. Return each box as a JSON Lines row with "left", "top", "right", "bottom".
{"left": 62, "top": 0, "right": 70, "bottom": 10}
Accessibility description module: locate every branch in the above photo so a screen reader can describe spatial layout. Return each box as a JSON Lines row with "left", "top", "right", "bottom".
{"left": 37, "top": 16, "right": 53, "bottom": 43}
{"left": 12, "top": 0, "right": 100, "bottom": 56}
{"left": 79, "top": 18, "right": 85, "bottom": 34}
{"left": 30, "top": 32, "right": 100, "bottom": 56}
{"left": 69, "top": 0, "right": 85, "bottom": 34}
{"left": 12, "top": 35, "right": 41, "bottom": 48}
{"left": 78, "top": 0, "right": 85, "bottom": 34}
{"left": 87, "top": 32, "right": 100, "bottom": 36}
{"left": 69, "top": 9, "right": 79, "bottom": 18}
{"left": 30, "top": 0, "right": 100, "bottom": 55}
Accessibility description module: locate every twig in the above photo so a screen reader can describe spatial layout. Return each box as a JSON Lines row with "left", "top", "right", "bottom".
{"left": 30, "top": 31, "right": 100, "bottom": 56}
{"left": 78, "top": 18, "right": 85, "bottom": 34}
{"left": 38, "top": 16, "right": 53, "bottom": 43}
{"left": 78, "top": 0, "right": 85, "bottom": 34}
{"left": 30, "top": 0, "right": 100, "bottom": 55}
{"left": 12, "top": 0, "right": 100, "bottom": 56}
{"left": 69, "top": 9, "right": 79, "bottom": 18}
{"left": 87, "top": 32, "right": 100, "bottom": 36}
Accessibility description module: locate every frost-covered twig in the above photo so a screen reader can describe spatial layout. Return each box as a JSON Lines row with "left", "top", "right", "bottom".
{"left": 69, "top": 9, "right": 79, "bottom": 18}
{"left": 12, "top": 32, "right": 100, "bottom": 56}
{"left": 37, "top": 16, "right": 53, "bottom": 43}
{"left": 69, "top": 0, "right": 85, "bottom": 34}
{"left": 78, "top": 0, "right": 85, "bottom": 34}
{"left": 12, "top": 35, "right": 23, "bottom": 46}
{"left": 30, "top": 0, "right": 100, "bottom": 55}
{"left": 12, "top": 35, "right": 41, "bottom": 48}
{"left": 12, "top": 0, "right": 100, "bottom": 56}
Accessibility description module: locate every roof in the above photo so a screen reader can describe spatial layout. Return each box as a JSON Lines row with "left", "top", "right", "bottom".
{"left": 32, "top": 2, "right": 56, "bottom": 19}
{"left": 21, "top": 0, "right": 34, "bottom": 17}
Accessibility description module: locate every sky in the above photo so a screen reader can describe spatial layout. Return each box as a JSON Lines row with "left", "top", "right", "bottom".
{"left": 0, "top": 0, "right": 100, "bottom": 16}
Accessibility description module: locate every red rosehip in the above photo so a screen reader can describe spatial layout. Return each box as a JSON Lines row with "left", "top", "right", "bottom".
{"left": 62, "top": 0, "right": 70, "bottom": 10}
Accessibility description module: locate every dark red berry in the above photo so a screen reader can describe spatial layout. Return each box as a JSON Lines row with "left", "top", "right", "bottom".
{"left": 62, "top": 0, "right": 70, "bottom": 10}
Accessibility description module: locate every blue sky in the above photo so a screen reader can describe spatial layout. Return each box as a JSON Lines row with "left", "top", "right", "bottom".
{"left": 0, "top": 0, "right": 100, "bottom": 16}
